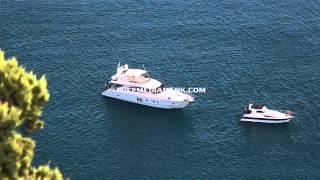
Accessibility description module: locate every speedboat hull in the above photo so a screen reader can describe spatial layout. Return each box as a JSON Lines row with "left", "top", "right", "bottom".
{"left": 241, "top": 103, "right": 294, "bottom": 124}
{"left": 240, "top": 117, "right": 291, "bottom": 123}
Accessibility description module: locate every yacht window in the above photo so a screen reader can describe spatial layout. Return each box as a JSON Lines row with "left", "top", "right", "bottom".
{"left": 257, "top": 111, "right": 264, "bottom": 113}
{"left": 142, "top": 73, "right": 150, "bottom": 78}
{"left": 111, "top": 84, "right": 122, "bottom": 89}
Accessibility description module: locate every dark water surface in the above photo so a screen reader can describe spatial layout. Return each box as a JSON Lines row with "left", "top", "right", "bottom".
{"left": 1, "top": 0, "right": 320, "bottom": 179}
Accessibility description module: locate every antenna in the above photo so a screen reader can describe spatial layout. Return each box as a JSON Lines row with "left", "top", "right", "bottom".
{"left": 116, "top": 62, "right": 121, "bottom": 73}
{"left": 142, "top": 64, "right": 145, "bottom": 70}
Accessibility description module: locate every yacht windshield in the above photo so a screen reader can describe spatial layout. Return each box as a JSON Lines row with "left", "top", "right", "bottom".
{"left": 110, "top": 84, "right": 122, "bottom": 89}
{"left": 251, "top": 104, "right": 264, "bottom": 109}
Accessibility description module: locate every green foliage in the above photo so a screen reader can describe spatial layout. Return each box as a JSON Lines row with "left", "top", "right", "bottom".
{"left": 0, "top": 49, "right": 63, "bottom": 179}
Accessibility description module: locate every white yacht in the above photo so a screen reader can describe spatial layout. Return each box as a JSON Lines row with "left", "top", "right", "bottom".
{"left": 102, "top": 63, "right": 194, "bottom": 109}
{"left": 241, "top": 103, "right": 294, "bottom": 123}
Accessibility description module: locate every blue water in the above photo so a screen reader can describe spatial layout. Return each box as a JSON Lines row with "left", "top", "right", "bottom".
{"left": 1, "top": 0, "right": 320, "bottom": 179}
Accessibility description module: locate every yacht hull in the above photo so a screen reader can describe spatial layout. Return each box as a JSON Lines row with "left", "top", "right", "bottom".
{"left": 240, "top": 118, "right": 291, "bottom": 123}
{"left": 102, "top": 90, "right": 190, "bottom": 109}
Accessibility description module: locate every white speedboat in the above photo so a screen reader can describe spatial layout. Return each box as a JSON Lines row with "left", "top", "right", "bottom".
{"left": 102, "top": 63, "right": 194, "bottom": 109}
{"left": 241, "top": 103, "right": 294, "bottom": 123}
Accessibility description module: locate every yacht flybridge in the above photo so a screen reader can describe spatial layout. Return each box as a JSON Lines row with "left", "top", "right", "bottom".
{"left": 102, "top": 63, "right": 194, "bottom": 109}
{"left": 241, "top": 104, "right": 294, "bottom": 123}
